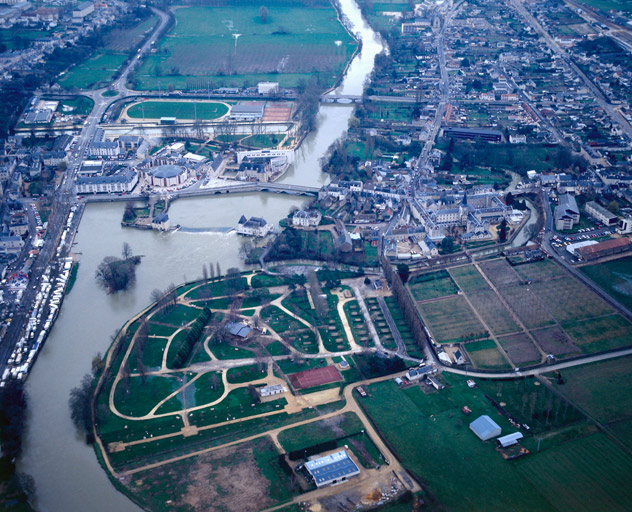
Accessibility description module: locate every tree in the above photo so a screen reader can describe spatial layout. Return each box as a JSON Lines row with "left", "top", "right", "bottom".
{"left": 202, "top": 264, "right": 209, "bottom": 283}
{"left": 498, "top": 218, "right": 509, "bottom": 243}
{"left": 0, "top": 381, "right": 27, "bottom": 459}
{"left": 122, "top": 241, "right": 133, "bottom": 260}
{"left": 396, "top": 263, "right": 410, "bottom": 284}
{"left": 259, "top": 5, "right": 268, "bottom": 23}
{"left": 607, "top": 200, "right": 620, "bottom": 215}
{"left": 505, "top": 192, "right": 514, "bottom": 206}
{"left": 441, "top": 237, "right": 455, "bottom": 253}
{"left": 69, "top": 373, "right": 94, "bottom": 443}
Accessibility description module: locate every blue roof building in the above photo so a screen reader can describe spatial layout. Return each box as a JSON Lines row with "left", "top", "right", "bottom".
{"left": 304, "top": 450, "right": 360, "bottom": 488}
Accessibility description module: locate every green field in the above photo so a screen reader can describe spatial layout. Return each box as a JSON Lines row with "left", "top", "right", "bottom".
{"left": 572, "top": 0, "right": 632, "bottom": 12}
{"left": 518, "top": 434, "right": 632, "bottom": 512}
{"left": 448, "top": 265, "right": 490, "bottom": 292}
{"left": 581, "top": 256, "right": 632, "bottom": 312}
{"left": 126, "top": 100, "right": 229, "bottom": 120}
{"left": 465, "top": 339, "right": 511, "bottom": 369}
{"left": 562, "top": 314, "right": 632, "bottom": 353}
{"left": 0, "top": 28, "right": 50, "bottom": 51}
{"left": 418, "top": 295, "right": 487, "bottom": 343}
{"left": 59, "top": 52, "right": 127, "bottom": 90}
{"left": 408, "top": 270, "right": 459, "bottom": 301}
{"left": 57, "top": 96, "right": 94, "bottom": 116}
{"left": 132, "top": 2, "right": 356, "bottom": 90}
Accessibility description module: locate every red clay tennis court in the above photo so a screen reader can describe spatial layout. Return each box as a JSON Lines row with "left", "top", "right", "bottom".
{"left": 289, "top": 365, "right": 343, "bottom": 390}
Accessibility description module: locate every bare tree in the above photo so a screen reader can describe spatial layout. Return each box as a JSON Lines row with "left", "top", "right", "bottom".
{"left": 259, "top": 5, "right": 268, "bottom": 23}
{"left": 307, "top": 269, "right": 328, "bottom": 321}
{"left": 202, "top": 264, "right": 209, "bottom": 283}
{"left": 216, "top": 262, "right": 221, "bottom": 279}
{"left": 122, "top": 242, "right": 133, "bottom": 261}
{"left": 210, "top": 262, "right": 215, "bottom": 281}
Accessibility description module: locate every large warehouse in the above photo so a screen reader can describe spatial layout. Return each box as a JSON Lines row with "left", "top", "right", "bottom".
{"left": 304, "top": 450, "right": 360, "bottom": 488}
{"left": 148, "top": 165, "right": 188, "bottom": 188}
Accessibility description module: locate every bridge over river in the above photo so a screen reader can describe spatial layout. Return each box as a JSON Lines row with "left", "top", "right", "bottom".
{"left": 83, "top": 181, "right": 321, "bottom": 203}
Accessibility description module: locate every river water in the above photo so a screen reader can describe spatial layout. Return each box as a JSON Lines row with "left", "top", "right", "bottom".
{"left": 19, "top": 1, "right": 384, "bottom": 510}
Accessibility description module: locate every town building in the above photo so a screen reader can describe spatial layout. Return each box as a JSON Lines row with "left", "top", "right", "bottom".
{"left": 292, "top": 209, "right": 322, "bottom": 227}
{"left": 72, "top": 1, "right": 94, "bottom": 22}
{"left": 225, "top": 321, "right": 252, "bottom": 338}
{"left": 147, "top": 165, "right": 188, "bottom": 188}
{"left": 442, "top": 127, "right": 503, "bottom": 142}
{"left": 304, "top": 450, "right": 360, "bottom": 488}
{"left": 554, "top": 194, "right": 580, "bottom": 231}
{"left": 0, "top": 235, "right": 23, "bottom": 254}
{"left": 151, "top": 213, "right": 171, "bottom": 231}
{"left": 75, "top": 170, "right": 138, "bottom": 194}
{"left": 584, "top": 201, "right": 618, "bottom": 226}
{"left": 236, "top": 215, "right": 272, "bottom": 237}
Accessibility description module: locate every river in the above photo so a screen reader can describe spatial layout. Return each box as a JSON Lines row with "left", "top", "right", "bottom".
{"left": 19, "top": 1, "right": 384, "bottom": 510}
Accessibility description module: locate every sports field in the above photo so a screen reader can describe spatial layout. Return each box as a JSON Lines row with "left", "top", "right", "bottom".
{"left": 132, "top": 1, "right": 356, "bottom": 90}
{"left": 288, "top": 365, "right": 342, "bottom": 390}
{"left": 126, "top": 100, "right": 229, "bottom": 120}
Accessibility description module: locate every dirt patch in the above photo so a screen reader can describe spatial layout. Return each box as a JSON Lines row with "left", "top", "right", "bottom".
{"left": 179, "top": 443, "right": 274, "bottom": 512}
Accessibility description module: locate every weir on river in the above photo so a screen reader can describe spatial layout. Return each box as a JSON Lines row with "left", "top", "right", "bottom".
{"left": 19, "top": 1, "right": 385, "bottom": 510}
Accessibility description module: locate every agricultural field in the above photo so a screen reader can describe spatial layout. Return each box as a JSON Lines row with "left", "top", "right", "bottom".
{"left": 581, "top": 255, "right": 632, "bottom": 312}
{"left": 132, "top": 1, "right": 356, "bottom": 90}
{"left": 125, "top": 100, "right": 229, "bottom": 120}
{"left": 417, "top": 295, "right": 487, "bottom": 343}
{"left": 418, "top": 259, "right": 632, "bottom": 367}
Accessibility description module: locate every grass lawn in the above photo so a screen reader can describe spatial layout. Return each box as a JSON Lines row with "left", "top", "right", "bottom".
{"left": 360, "top": 379, "right": 556, "bottom": 512}
{"left": 562, "top": 314, "right": 632, "bottom": 353}
{"left": 227, "top": 364, "right": 267, "bottom": 384}
{"left": 128, "top": 336, "right": 168, "bottom": 371}
{"left": 343, "top": 300, "right": 373, "bottom": 348}
{"left": 59, "top": 52, "right": 127, "bottom": 90}
{"left": 126, "top": 100, "right": 229, "bottom": 120}
{"left": 113, "top": 374, "right": 183, "bottom": 417}
{"left": 132, "top": 3, "right": 356, "bottom": 90}
{"left": 57, "top": 96, "right": 94, "bottom": 116}
{"left": 408, "top": 270, "right": 458, "bottom": 301}
{"left": 151, "top": 303, "right": 201, "bottom": 325}
{"left": 251, "top": 273, "right": 289, "bottom": 288}
{"left": 448, "top": 265, "right": 490, "bottom": 292}
{"left": 464, "top": 339, "right": 511, "bottom": 369}
{"left": 241, "top": 133, "right": 284, "bottom": 148}
{"left": 418, "top": 295, "right": 487, "bottom": 343}
{"left": 193, "top": 371, "right": 224, "bottom": 405}
{"left": 581, "top": 256, "right": 632, "bottom": 312}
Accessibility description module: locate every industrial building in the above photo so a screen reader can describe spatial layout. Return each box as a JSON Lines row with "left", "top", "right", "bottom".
{"left": 575, "top": 237, "right": 630, "bottom": 261}
{"left": 442, "top": 127, "right": 503, "bottom": 142}
{"left": 304, "top": 450, "right": 360, "bottom": 488}
{"left": 469, "top": 415, "right": 501, "bottom": 441}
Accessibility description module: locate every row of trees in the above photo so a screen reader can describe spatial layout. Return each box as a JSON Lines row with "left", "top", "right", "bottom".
{"left": 172, "top": 308, "right": 212, "bottom": 369}
{"left": 69, "top": 353, "right": 105, "bottom": 443}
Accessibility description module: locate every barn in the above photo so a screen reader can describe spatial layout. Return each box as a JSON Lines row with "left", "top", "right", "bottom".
{"left": 469, "top": 415, "right": 501, "bottom": 441}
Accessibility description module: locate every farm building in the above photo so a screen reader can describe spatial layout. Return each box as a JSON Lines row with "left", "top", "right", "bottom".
{"left": 497, "top": 432, "right": 524, "bottom": 448}
{"left": 225, "top": 322, "right": 252, "bottom": 339}
{"left": 304, "top": 450, "right": 360, "bottom": 488}
{"left": 148, "top": 165, "right": 188, "bottom": 188}
{"left": 469, "top": 415, "right": 502, "bottom": 441}
{"left": 406, "top": 365, "right": 435, "bottom": 381}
